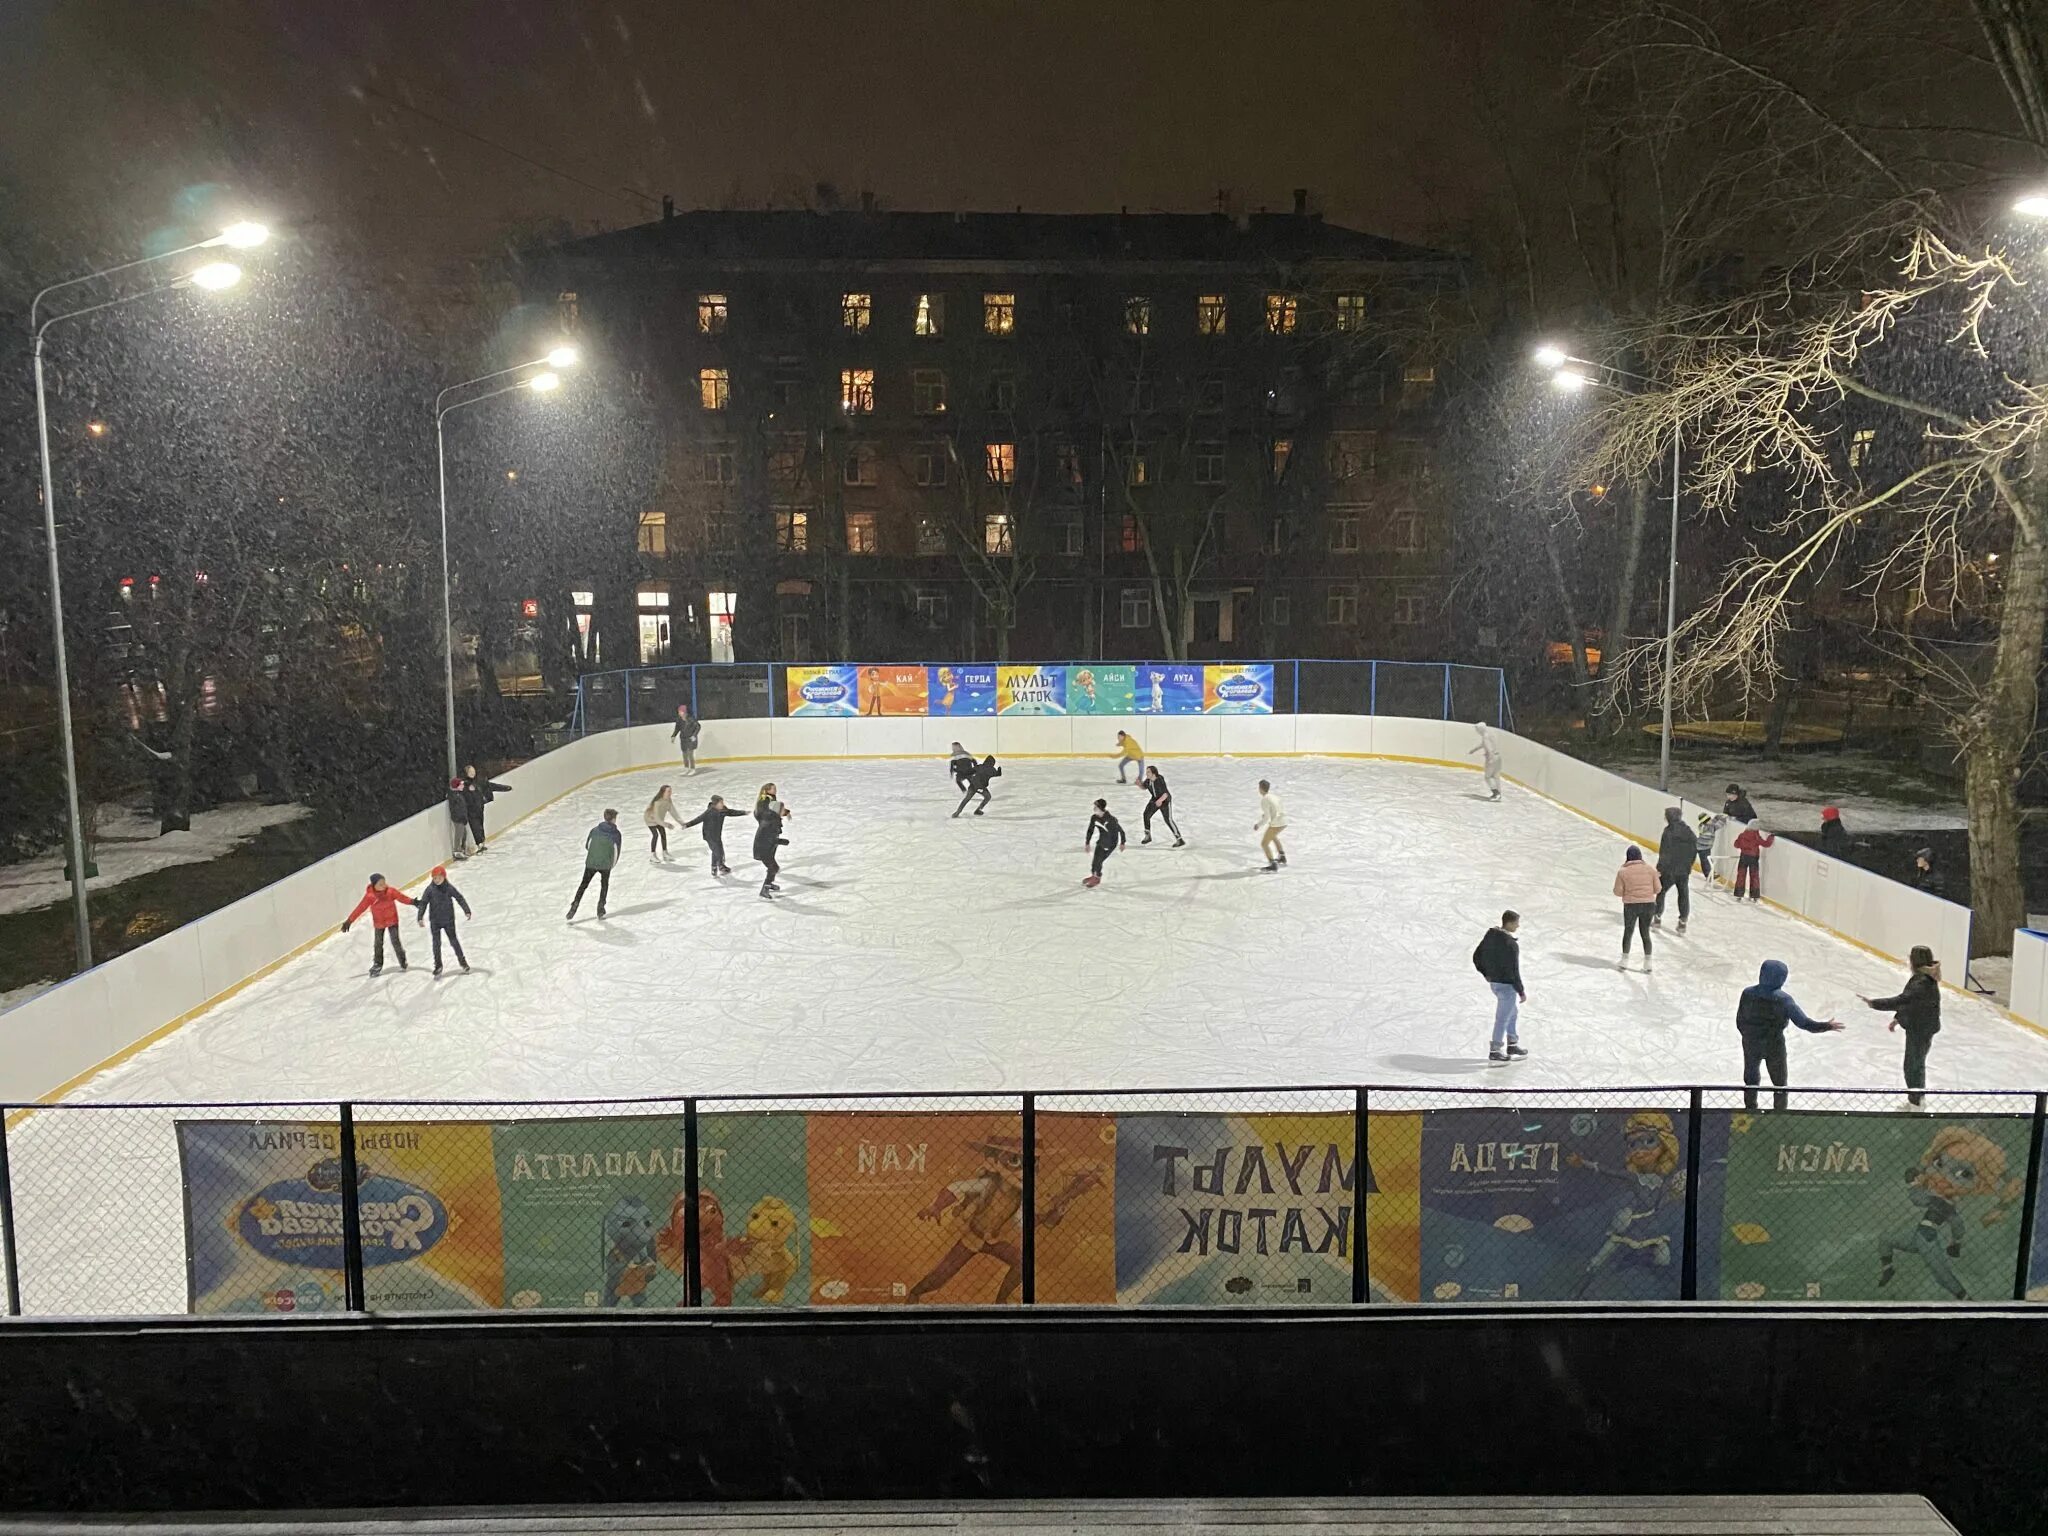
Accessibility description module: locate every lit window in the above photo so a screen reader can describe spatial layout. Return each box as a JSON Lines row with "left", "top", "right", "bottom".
{"left": 1401, "top": 361, "right": 1436, "bottom": 407}
{"left": 1335, "top": 293, "right": 1367, "bottom": 331}
{"left": 984, "top": 512, "right": 1014, "bottom": 555}
{"left": 1194, "top": 442, "right": 1225, "bottom": 485}
{"left": 1196, "top": 374, "right": 1226, "bottom": 412}
{"left": 915, "top": 292, "right": 946, "bottom": 337}
{"left": 1850, "top": 428, "right": 1876, "bottom": 468}
{"left": 1271, "top": 439, "right": 1293, "bottom": 482}
{"left": 1265, "top": 293, "right": 1299, "bottom": 334}
{"left": 1124, "top": 377, "right": 1154, "bottom": 414}
{"left": 776, "top": 508, "right": 809, "bottom": 552}
{"left": 846, "top": 512, "right": 878, "bottom": 555}
{"left": 914, "top": 443, "right": 949, "bottom": 487}
{"left": 841, "top": 368, "right": 876, "bottom": 413}
{"left": 916, "top": 588, "right": 949, "bottom": 621}
{"left": 842, "top": 292, "right": 872, "bottom": 333}
{"left": 1329, "top": 515, "right": 1360, "bottom": 553}
{"left": 987, "top": 373, "right": 1017, "bottom": 413}
{"left": 571, "top": 590, "right": 595, "bottom": 606}
{"left": 697, "top": 293, "right": 728, "bottom": 333}
{"left": 913, "top": 368, "right": 949, "bottom": 415}
{"left": 1264, "top": 594, "right": 1291, "bottom": 627}
{"left": 1403, "top": 362, "right": 1437, "bottom": 384}
{"left": 1121, "top": 515, "right": 1143, "bottom": 552}
{"left": 699, "top": 368, "right": 729, "bottom": 410}
{"left": 843, "top": 443, "right": 879, "bottom": 486}
{"left": 701, "top": 448, "right": 737, "bottom": 485}
{"left": 1391, "top": 513, "right": 1421, "bottom": 554}
{"left": 983, "top": 292, "right": 1016, "bottom": 335}
{"left": 917, "top": 519, "right": 948, "bottom": 556}
{"left": 1056, "top": 522, "right": 1084, "bottom": 557}
{"left": 1326, "top": 585, "right": 1359, "bottom": 625}
{"left": 1125, "top": 296, "right": 1152, "bottom": 336}
{"left": 636, "top": 510, "right": 667, "bottom": 556}
{"left": 985, "top": 442, "right": 1016, "bottom": 485}
{"left": 1393, "top": 593, "right": 1423, "bottom": 625}
{"left": 1196, "top": 293, "right": 1228, "bottom": 336}
{"left": 1126, "top": 446, "right": 1154, "bottom": 487}
{"left": 1120, "top": 587, "right": 1151, "bottom": 629}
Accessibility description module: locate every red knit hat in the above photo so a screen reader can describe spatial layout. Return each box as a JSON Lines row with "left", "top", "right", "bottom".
{"left": 1821, "top": 805, "right": 1840, "bottom": 821}
{"left": 431, "top": 865, "right": 447, "bottom": 878}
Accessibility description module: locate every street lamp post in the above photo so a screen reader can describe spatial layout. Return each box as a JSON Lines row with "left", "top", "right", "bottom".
{"left": 433, "top": 349, "right": 577, "bottom": 783}
{"left": 28, "top": 224, "right": 269, "bottom": 973}
{"left": 1537, "top": 346, "right": 1683, "bottom": 794}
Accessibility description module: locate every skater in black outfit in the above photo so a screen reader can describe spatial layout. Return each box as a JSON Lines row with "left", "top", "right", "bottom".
{"left": 1653, "top": 807, "right": 1697, "bottom": 932}
{"left": 683, "top": 794, "right": 746, "bottom": 875}
{"left": 1140, "top": 765, "right": 1183, "bottom": 846}
{"left": 947, "top": 742, "right": 977, "bottom": 792}
{"left": 1083, "top": 799, "right": 1126, "bottom": 886}
{"left": 1862, "top": 946, "right": 1943, "bottom": 1109}
{"left": 953, "top": 755, "right": 1001, "bottom": 817}
{"left": 754, "top": 783, "right": 791, "bottom": 899}
{"left": 462, "top": 764, "right": 511, "bottom": 852}
{"left": 414, "top": 865, "right": 473, "bottom": 974}
{"left": 1724, "top": 784, "right": 1757, "bottom": 824}
{"left": 671, "top": 706, "right": 701, "bottom": 773}
{"left": 445, "top": 777, "right": 472, "bottom": 857}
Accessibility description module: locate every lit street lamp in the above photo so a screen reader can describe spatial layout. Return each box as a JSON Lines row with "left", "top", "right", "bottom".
{"left": 1533, "top": 341, "right": 1685, "bottom": 794}
{"left": 433, "top": 348, "right": 579, "bottom": 783}
{"left": 30, "top": 222, "right": 271, "bottom": 973}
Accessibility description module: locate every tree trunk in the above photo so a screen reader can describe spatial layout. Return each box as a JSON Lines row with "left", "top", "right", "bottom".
{"left": 1540, "top": 518, "right": 1594, "bottom": 706}
{"left": 1961, "top": 516, "right": 2047, "bottom": 954}
{"left": 1592, "top": 482, "right": 1648, "bottom": 738}
{"left": 161, "top": 637, "right": 199, "bottom": 834}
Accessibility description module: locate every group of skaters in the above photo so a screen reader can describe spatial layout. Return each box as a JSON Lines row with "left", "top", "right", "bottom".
{"left": 1473, "top": 775, "right": 1950, "bottom": 1110}
{"left": 574, "top": 780, "right": 793, "bottom": 914}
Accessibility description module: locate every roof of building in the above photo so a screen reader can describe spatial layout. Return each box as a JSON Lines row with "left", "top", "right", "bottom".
{"left": 542, "top": 208, "right": 1458, "bottom": 269}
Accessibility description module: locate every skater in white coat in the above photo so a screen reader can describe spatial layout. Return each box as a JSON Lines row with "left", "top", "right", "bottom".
{"left": 1254, "top": 780, "right": 1288, "bottom": 870}
{"left": 1469, "top": 722, "right": 1503, "bottom": 800}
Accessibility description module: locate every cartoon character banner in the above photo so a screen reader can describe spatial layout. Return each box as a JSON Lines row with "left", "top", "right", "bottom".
{"left": 855, "top": 665, "right": 930, "bottom": 717}
{"left": 925, "top": 664, "right": 998, "bottom": 716}
{"left": 1112, "top": 1112, "right": 1355, "bottom": 1304}
{"left": 785, "top": 664, "right": 860, "bottom": 717}
{"left": 1363, "top": 1111, "right": 1422, "bottom": 1302}
{"left": 1416, "top": 1107, "right": 1689, "bottom": 1303}
{"left": 1707, "top": 1110, "right": 2030, "bottom": 1302}
{"left": 805, "top": 1110, "right": 1028, "bottom": 1304}
{"left": 1065, "top": 665, "right": 1136, "bottom": 716}
{"left": 696, "top": 1111, "right": 812, "bottom": 1308}
{"left": 1133, "top": 663, "right": 1204, "bottom": 715}
{"left": 1203, "top": 664, "right": 1274, "bottom": 715}
{"left": 996, "top": 665, "right": 1068, "bottom": 716}
{"left": 1029, "top": 1114, "right": 1120, "bottom": 1303}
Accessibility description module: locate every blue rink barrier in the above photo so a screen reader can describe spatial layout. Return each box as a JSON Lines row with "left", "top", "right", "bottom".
{"left": 572, "top": 660, "right": 1512, "bottom": 737}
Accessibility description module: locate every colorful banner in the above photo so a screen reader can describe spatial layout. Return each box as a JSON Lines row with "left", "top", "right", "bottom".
{"left": 1134, "top": 663, "right": 1204, "bottom": 715}
{"left": 697, "top": 1111, "right": 812, "bottom": 1308}
{"left": 1031, "top": 1114, "right": 1120, "bottom": 1303}
{"left": 997, "top": 665, "right": 1068, "bottom": 716}
{"left": 1364, "top": 1111, "right": 1422, "bottom": 1302}
{"left": 785, "top": 664, "right": 860, "bottom": 717}
{"left": 1416, "top": 1107, "right": 1688, "bottom": 1303}
{"left": 926, "top": 664, "right": 997, "bottom": 716}
{"left": 805, "top": 1110, "right": 1027, "bottom": 1305}
{"left": 1066, "top": 665, "right": 1136, "bottom": 716}
{"left": 1708, "top": 1110, "right": 2030, "bottom": 1303}
{"left": 856, "top": 664, "right": 930, "bottom": 717}
{"left": 1112, "top": 1112, "right": 1355, "bottom": 1304}
{"left": 1204, "top": 663, "right": 1274, "bottom": 715}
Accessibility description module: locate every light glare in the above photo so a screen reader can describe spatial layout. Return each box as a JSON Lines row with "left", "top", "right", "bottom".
{"left": 529, "top": 371, "right": 561, "bottom": 393}
{"left": 545, "top": 345, "right": 579, "bottom": 368}
{"left": 217, "top": 222, "right": 270, "bottom": 249}
{"left": 2013, "top": 194, "right": 2048, "bottom": 218}
{"left": 1551, "top": 368, "right": 1592, "bottom": 392}
{"left": 1532, "top": 343, "right": 1569, "bottom": 370}
{"left": 189, "top": 262, "right": 242, "bottom": 291}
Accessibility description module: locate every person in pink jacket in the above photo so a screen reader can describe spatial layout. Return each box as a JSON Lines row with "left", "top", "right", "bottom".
{"left": 1612, "top": 846, "right": 1662, "bottom": 973}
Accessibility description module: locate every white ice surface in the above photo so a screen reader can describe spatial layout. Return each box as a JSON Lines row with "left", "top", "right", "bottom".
{"left": 11, "top": 755, "right": 2048, "bottom": 1315}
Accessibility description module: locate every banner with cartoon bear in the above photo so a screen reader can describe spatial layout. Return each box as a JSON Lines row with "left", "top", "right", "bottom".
{"left": 1704, "top": 1109, "right": 2031, "bottom": 1303}
{"left": 1414, "top": 1106, "right": 1690, "bottom": 1303}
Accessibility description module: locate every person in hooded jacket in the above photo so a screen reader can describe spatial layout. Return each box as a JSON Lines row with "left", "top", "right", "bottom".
{"left": 343, "top": 873, "right": 415, "bottom": 974}
{"left": 947, "top": 742, "right": 977, "bottom": 792}
{"left": 1732, "top": 821, "right": 1776, "bottom": 901}
{"left": 413, "top": 865, "right": 473, "bottom": 974}
{"left": 1653, "top": 807, "right": 1697, "bottom": 932}
{"left": 1084, "top": 798, "right": 1126, "bottom": 886}
{"left": 1863, "top": 946, "right": 1942, "bottom": 1108}
{"left": 1736, "top": 959, "right": 1845, "bottom": 1109}
{"left": 445, "top": 777, "right": 472, "bottom": 858}
{"left": 1724, "top": 784, "right": 1758, "bottom": 824}
{"left": 1909, "top": 848, "right": 1942, "bottom": 898}
{"left": 462, "top": 764, "right": 512, "bottom": 852}
{"left": 671, "top": 706, "right": 702, "bottom": 772}
{"left": 953, "top": 755, "right": 1001, "bottom": 818}
{"left": 1612, "top": 847, "right": 1662, "bottom": 972}
{"left": 1819, "top": 805, "right": 1851, "bottom": 858}
{"left": 683, "top": 794, "right": 746, "bottom": 875}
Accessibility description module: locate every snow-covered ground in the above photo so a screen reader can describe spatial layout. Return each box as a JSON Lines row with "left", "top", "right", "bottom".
{"left": 1618, "top": 748, "right": 1965, "bottom": 834}
{"left": 0, "top": 801, "right": 309, "bottom": 917}
{"left": 8, "top": 755, "right": 2048, "bottom": 1314}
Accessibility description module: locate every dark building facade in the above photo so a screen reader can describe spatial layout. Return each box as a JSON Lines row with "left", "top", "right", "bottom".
{"left": 527, "top": 200, "right": 1459, "bottom": 669}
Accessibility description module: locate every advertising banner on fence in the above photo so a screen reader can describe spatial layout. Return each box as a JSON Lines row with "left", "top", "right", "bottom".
{"left": 1029, "top": 1113, "right": 1120, "bottom": 1303}
{"left": 1709, "top": 1110, "right": 2030, "bottom": 1302}
{"left": 785, "top": 665, "right": 860, "bottom": 717}
{"left": 926, "top": 664, "right": 997, "bottom": 716}
{"left": 697, "top": 1111, "right": 813, "bottom": 1307}
{"left": 997, "top": 665, "right": 1068, "bottom": 715}
{"left": 805, "top": 1110, "right": 1027, "bottom": 1304}
{"left": 178, "top": 1115, "right": 692, "bottom": 1315}
{"left": 855, "top": 665, "right": 931, "bottom": 717}
{"left": 1066, "top": 665, "right": 1136, "bottom": 716}
{"left": 1364, "top": 1111, "right": 1422, "bottom": 1302}
{"left": 1204, "top": 664, "right": 1275, "bottom": 715}
{"left": 1416, "top": 1107, "right": 1688, "bottom": 1303}
{"left": 1111, "top": 1111, "right": 1355, "bottom": 1304}
{"left": 1134, "top": 663, "right": 1204, "bottom": 715}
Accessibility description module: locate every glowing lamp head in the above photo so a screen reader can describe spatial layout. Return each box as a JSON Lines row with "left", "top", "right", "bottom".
{"left": 1532, "top": 342, "right": 1570, "bottom": 370}
{"left": 189, "top": 262, "right": 242, "bottom": 291}
{"left": 544, "top": 345, "right": 579, "bottom": 369}
{"left": 528, "top": 371, "right": 561, "bottom": 394}
{"left": 216, "top": 222, "right": 270, "bottom": 249}
{"left": 87, "top": 421, "right": 107, "bottom": 437}
{"left": 1551, "top": 368, "right": 1592, "bottom": 393}
{"left": 2013, "top": 193, "right": 2048, "bottom": 219}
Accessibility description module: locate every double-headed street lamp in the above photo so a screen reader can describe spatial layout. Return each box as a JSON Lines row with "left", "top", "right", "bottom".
{"left": 1533, "top": 343, "right": 1684, "bottom": 794}
{"left": 31, "top": 222, "right": 271, "bottom": 973}
{"left": 433, "top": 347, "right": 578, "bottom": 783}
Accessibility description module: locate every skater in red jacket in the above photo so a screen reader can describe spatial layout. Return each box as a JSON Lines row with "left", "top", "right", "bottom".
{"left": 343, "top": 873, "right": 415, "bottom": 974}
{"left": 1732, "top": 823, "right": 1775, "bottom": 902}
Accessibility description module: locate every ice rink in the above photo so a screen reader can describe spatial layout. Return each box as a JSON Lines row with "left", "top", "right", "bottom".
{"left": 54, "top": 754, "right": 2048, "bottom": 1102}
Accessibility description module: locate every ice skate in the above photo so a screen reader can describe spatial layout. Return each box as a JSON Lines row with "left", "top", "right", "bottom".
{"left": 1277, "top": 854, "right": 1287, "bottom": 866}
{"left": 565, "top": 907, "right": 577, "bottom": 922}
{"left": 1652, "top": 915, "right": 1663, "bottom": 928}
{"left": 972, "top": 807, "right": 985, "bottom": 816}
{"left": 1262, "top": 861, "right": 1279, "bottom": 872}
{"left": 759, "top": 888, "right": 775, "bottom": 900}
{"left": 1617, "top": 956, "right": 1628, "bottom": 971}
{"left": 1173, "top": 838, "right": 1185, "bottom": 848}
{"left": 1083, "top": 874, "right": 1101, "bottom": 887}
{"left": 1676, "top": 919, "right": 1688, "bottom": 935}
{"left": 432, "top": 964, "right": 443, "bottom": 976}
{"left": 1642, "top": 958, "right": 1653, "bottom": 974}
{"left": 596, "top": 906, "right": 607, "bottom": 920}
{"left": 1506, "top": 1043, "right": 1527, "bottom": 1059}
{"left": 459, "top": 959, "right": 469, "bottom": 972}
{"left": 370, "top": 963, "right": 383, "bottom": 976}
{"left": 1142, "top": 834, "right": 1152, "bottom": 844}
{"left": 1488, "top": 1049, "right": 1508, "bottom": 1063}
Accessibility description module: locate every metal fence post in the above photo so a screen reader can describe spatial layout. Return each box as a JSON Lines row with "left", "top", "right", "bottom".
{"left": 1021, "top": 1093, "right": 1037, "bottom": 1306}
{"left": 0, "top": 1110, "right": 19, "bottom": 1317}
{"left": 1442, "top": 662, "right": 1452, "bottom": 720}
{"left": 766, "top": 662, "right": 777, "bottom": 715}
{"left": 690, "top": 664, "right": 700, "bottom": 721}
{"left": 1292, "top": 658, "right": 1300, "bottom": 714}
{"left": 1353, "top": 1087, "right": 1369, "bottom": 1304}
{"left": 683, "top": 1097, "right": 703, "bottom": 1307}
{"left": 337, "top": 1102, "right": 366, "bottom": 1312}
{"left": 1368, "top": 660, "right": 1378, "bottom": 715}
{"left": 2013, "top": 1092, "right": 2046, "bottom": 1301}
{"left": 1681, "top": 1087, "right": 1704, "bottom": 1300}
{"left": 623, "top": 669, "right": 634, "bottom": 727}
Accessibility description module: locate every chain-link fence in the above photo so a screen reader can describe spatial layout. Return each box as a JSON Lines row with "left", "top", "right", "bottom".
{"left": 4, "top": 1082, "right": 2040, "bottom": 1318}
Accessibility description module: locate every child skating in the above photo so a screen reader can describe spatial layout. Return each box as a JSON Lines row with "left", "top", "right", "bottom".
{"left": 342, "top": 873, "right": 415, "bottom": 974}
{"left": 1114, "top": 731, "right": 1145, "bottom": 784}
{"left": 1084, "top": 799, "right": 1126, "bottom": 886}
{"left": 1468, "top": 722, "right": 1503, "bottom": 800}
{"left": 413, "top": 865, "right": 473, "bottom": 974}
{"left": 644, "top": 784, "right": 683, "bottom": 861}
{"left": 1254, "top": 780, "right": 1287, "bottom": 870}
{"left": 1140, "top": 765, "right": 1184, "bottom": 846}
{"left": 755, "top": 783, "right": 791, "bottom": 899}
{"left": 1732, "top": 822, "right": 1775, "bottom": 902}
{"left": 683, "top": 794, "right": 746, "bottom": 875}
{"left": 567, "top": 809, "right": 623, "bottom": 921}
